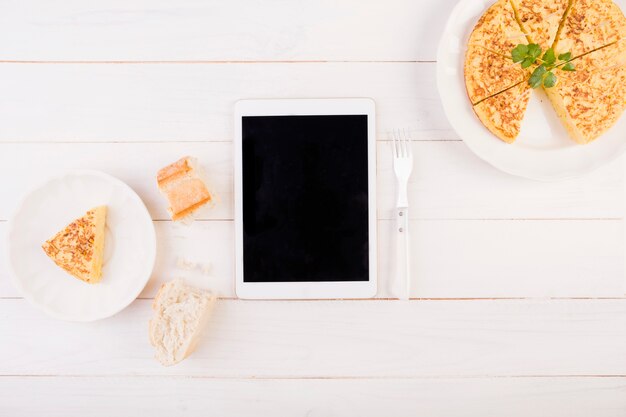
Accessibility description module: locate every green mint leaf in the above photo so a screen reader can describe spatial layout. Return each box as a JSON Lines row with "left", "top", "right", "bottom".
{"left": 528, "top": 43, "right": 542, "bottom": 59}
{"left": 529, "top": 65, "right": 547, "bottom": 88}
{"left": 521, "top": 57, "right": 535, "bottom": 68}
{"left": 542, "top": 48, "right": 556, "bottom": 66}
{"left": 561, "top": 62, "right": 576, "bottom": 71}
{"left": 558, "top": 52, "right": 572, "bottom": 61}
{"left": 512, "top": 44, "right": 529, "bottom": 62}
{"left": 543, "top": 71, "right": 557, "bottom": 88}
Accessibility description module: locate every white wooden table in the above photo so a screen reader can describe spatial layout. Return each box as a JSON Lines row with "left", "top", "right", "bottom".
{"left": 1, "top": 0, "right": 626, "bottom": 415}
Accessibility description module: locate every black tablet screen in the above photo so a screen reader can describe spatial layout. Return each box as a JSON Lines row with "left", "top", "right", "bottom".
{"left": 242, "top": 115, "right": 369, "bottom": 282}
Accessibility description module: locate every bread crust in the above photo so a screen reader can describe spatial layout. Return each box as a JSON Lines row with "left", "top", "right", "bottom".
{"left": 156, "top": 157, "right": 212, "bottom": 221}
{"left": 157, "top": 157, "right": 192, "bottom": 187}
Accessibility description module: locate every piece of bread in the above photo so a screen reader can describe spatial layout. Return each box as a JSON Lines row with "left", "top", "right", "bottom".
{"left": 42, "top": 206, "right": 107, "bottom": 284}
{"left": 157, "top": 156, "right": 212, "bottom": 221}
{"left": 149, "top": 279, "right": 216, "bottom": 366}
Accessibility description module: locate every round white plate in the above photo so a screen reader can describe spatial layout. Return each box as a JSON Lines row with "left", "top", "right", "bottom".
{"left": 6, "top": 170, "right": 156, "bottom": 321}
{"left": 437, "top": 0, "right": 626, "bottom": 180}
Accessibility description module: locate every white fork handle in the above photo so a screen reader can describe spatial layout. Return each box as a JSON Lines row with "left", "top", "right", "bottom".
{"left": 396, "top": 207, "right": 411, "bottom": 300}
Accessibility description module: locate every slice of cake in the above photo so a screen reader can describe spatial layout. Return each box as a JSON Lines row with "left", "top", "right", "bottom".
{"left": 509, "top": 0, "right": 570, "bottom": 52}
{"left": 467, "top": 0, "right": 528, "bottom": 55}
{"left": 149, "top": 279, "right": 216, "bottom": 366}
{"left": 42, "top": 206, "right": 107, "bottom": 284}
{"left": 554, "top": 0, "right": 626, "bottom": 58}
{"left": 473, "top": 81, "right": 532, "bottom": 143}
{"left": 543, "top": 39, "right": 626, "bottom": 144}
{"left": 464, "top": 45, "right": 528, "bottom": 105}
{"left": 157, "top": 157, "right": 212, "bottom": 221}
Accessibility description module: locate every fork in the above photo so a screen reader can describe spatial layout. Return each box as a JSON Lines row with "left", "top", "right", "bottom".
{"left": 391, "top": 129, "right": 414, "bottom": 300}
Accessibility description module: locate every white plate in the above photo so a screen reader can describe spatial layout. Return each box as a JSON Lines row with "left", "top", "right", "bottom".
{"left": 437, "top": 0, "right": 626, "bottom": 181}
{"left": 6, "top": 170, "right": 156, "bottom": 321}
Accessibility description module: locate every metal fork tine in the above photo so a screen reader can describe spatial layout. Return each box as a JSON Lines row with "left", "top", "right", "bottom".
{"left": 391, "top": 129, "right": 398, "bottom": 158}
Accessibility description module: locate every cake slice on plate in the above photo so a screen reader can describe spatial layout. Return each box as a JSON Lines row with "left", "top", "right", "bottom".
{"left": 508, "top": 0, "right": 570, "bottom": 52}
{"left": 42, "top": 206, "right": 107, "bottom": 284}
{"left": 468, "top": 0, "right": 528, "bottom": 55}
{"left": 473, "top": 81, "right": 532, "bottom": 143}
{"left": 544, "top": 43, "right": 626, "bottom": 144}
{"left": 554, "top": 0, "right": 626, "bottom": 58}
{"left": 464, "top": 45, "right": 529, "bottom": 104}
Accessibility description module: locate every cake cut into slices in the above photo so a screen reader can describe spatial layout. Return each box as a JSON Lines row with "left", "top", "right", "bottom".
{"left": 464, "top": 45, "right": 529, "bottom": 104}
{"left": 464, "top": 0, "right": 534, "bottom": 143}
{"left": 544, "top": 43, "right": 626, "bottom": 144}
{"left": 42, "top": 206, "right": 107, "bottom": 284}
{"left": 554, "top": 0, "right": 626, "bottom": 58}
{"left": 509, "top": 0, "right": 570, "bottom": 51}
{"left": 467, "top": 0, "right": 528, "bottom": 55}
{"left": 473, "top": 81, "right": 532, "bottom": 143}
{"left": 465, "top": 0, "right": 626, "bottom": 144}
{"left": 157, "top": 156, "right": 212, "bottom": 221}
{"left": 149, "top": 279, "right": 216, "bottom": 366}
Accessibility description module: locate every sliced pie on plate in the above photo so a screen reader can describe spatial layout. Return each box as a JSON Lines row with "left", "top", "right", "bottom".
{"left": 468, "top": 0, "right": 527, "bottom": 54}
{"left": 509, "top": 0, "right": 570, "bottom": 51}
{"left": 545, "top": 41, "right": 626, "bottom": 144}
{"left": 473, "top": 81, "right": 532, "bottom": 143}
{"left": 554, "top": 0, "right": 626, "bottom": 58}
{"left": 464, "top": 45, "right": 528, "bottom": 104}
{"left": 42, "top": 206, "right": 107, "bottom": 284}
{"left": 465, "top": 0, "right": 626, "bottom": 144}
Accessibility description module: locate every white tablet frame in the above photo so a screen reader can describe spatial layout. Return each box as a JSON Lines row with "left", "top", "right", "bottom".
{"left": 234, "top": 98, "right": 377, "bottom": 299}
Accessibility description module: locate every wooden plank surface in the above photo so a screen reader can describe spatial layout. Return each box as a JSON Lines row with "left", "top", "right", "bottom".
{"left": 0, "top": 142, "right": 622, "bottom": 221}
{"left": 2, "top": 0, "right": 626, "bottom": 413}
{"left": 0, "top": 62, "right": 454, "bottom": 142}
{"left": 1, "top": 218, "right": 623, "bottom": 299}
{"left": 0, "top": 0, "right": 453, "bottom": 62}
{"left": 1, "top": 298, "right": 625, "bottom": 377}
{"left": 1, "top": 376, "right": 625, "bottom": 417}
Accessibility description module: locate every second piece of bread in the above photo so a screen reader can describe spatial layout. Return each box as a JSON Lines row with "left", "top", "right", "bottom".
{"left": 148, "top": 278, "right": 216, "bottom": 366}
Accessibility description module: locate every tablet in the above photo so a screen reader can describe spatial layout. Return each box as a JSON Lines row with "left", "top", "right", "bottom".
{"left": 234, "top": 99, "right": 377, "bottom": 299}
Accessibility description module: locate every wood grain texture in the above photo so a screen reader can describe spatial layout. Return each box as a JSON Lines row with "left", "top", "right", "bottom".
{"left": 0, "top": 142, "right": 622, "bottom": 221}
{"left": 1, "top": 376, "right": 625, "bottom": 417}
{"left": 0, "top": 0, "right": 454, "bottom": 62}
{"left": 1, "top": 299, "right": 625, "bottom": 377}
{"left": 1, "top": 218, "right": 623, "bottom": 299}
{"left": 2, "top": 0, "right": 626, "bottom": 411}
{"left": 0, "top": 62, "right": 455, "bottom": 141}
